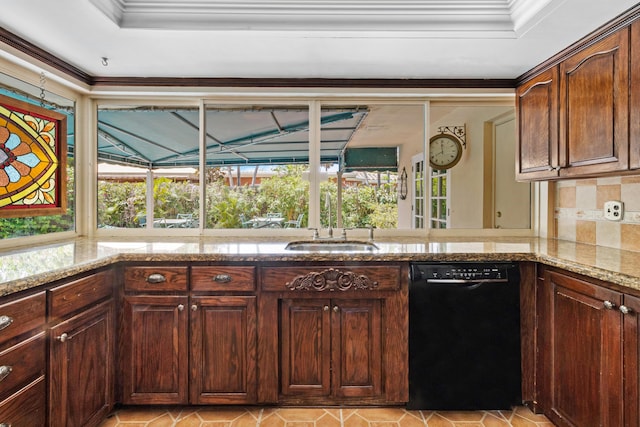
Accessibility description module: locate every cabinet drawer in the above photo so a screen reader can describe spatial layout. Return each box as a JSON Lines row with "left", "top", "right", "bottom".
{"left": 124, "top": 266, "right": 188, "bottom": 292}
{"left": 0, "top": 376, "right": 46, "bottom": 427}
{"left": 0, "top": 333, "right": 45, "bottom": 401}
{"left": 49, "top": 270, "right": 114, "bottom": 320}
{"left": 261, "top": 265, "right": 402, "bottom": 292}
{"left": 0, "top": 292, "right": 45, "bottom": 347}
{"left": 191, "top": 266, "right": 256, "bottom": 291}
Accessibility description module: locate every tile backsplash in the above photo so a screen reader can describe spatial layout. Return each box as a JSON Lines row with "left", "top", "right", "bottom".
{"left": 555, "top": 175, "right": 640, "bottom": 252}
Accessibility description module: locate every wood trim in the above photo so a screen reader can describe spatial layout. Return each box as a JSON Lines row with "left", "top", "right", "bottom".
{"left": 90, "top": 76, "right": 516, "bottom": 89}
{"left": 0, "top": 27, "right": 93, "bottom": 84}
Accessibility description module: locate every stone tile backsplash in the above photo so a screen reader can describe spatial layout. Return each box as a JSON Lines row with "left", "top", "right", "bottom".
{"left": 555, "top": 175, "right": 640, "bottom": 252}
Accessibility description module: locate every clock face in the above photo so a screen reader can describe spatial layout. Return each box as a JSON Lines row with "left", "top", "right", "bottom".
{"left": 429, "top": 134, "right": 462, "bottom": 169}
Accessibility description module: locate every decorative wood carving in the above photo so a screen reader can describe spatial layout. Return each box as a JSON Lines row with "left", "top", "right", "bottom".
{"left": 286, "top": 268, "right": 378, "bottom": 291}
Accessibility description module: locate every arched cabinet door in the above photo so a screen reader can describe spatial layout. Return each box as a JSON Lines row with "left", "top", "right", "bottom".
{"left": 558, "top": 27, "right": 629, "bottom": 177}
{"left": 516, "top": 67, "right": 560, "bottom": 181}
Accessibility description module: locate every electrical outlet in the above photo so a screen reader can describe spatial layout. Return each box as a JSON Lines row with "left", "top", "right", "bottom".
{"left": 604, "top": 200, "right": 624, "bottom": 221}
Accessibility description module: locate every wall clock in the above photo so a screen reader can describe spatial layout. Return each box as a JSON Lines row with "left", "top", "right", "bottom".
{"left": 429, "top": 133, "right": 463, "bottom": 169}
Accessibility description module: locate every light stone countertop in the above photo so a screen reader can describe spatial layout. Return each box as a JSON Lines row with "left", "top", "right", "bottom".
{"left": 0, "top": 236, "right": 639, "bottom": 297}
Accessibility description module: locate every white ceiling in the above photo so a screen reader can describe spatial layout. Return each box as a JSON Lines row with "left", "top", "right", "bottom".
{"left": 0, "top": 0, "right": 638, "bottom": 80}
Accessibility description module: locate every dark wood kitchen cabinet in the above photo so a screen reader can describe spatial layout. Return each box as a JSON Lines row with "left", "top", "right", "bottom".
{"left": 121, "top": 294, "right": 189, "bottom": 404}
{"left": 536, "top": 267, "right": 640, "bottom": 427}
{"left": 631, "top": 21, "right": 640, "bottom": 170}
{"left": 517, "top": 25, "right": 634, "bottom": 180}
{"left": 0, "top": 292, "right": 46, "bottom": 427}
{"left": 259, "top": 263, "right": 408, "bottom": 405}
{"left": 48, "top": 270, "right": 115, "bottom": 427}
{"left": 121, "top": 264, "right": 258, "bottom": 405}
{"left": 558, "top": 27, "right": 629, "bottom": 177}
{"left": 280, "top": 297, "right": 382, "bottom": 400}
{"left": 190, "top": 295, "right": 257, "bottom": 404}
{"left": 516, "top": 67, "right": 560, "bottom": 180}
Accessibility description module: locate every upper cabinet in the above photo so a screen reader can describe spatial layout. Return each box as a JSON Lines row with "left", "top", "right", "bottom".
{"left": 631, "top": 22, "right": 640, "bottom": 170}
{"left": 559, "top": 28, "right": 629, "bottom": 177}
{"left": 516, "top": 67, "right": 559, "bottom": 180}
{"left": 517, "top": 23, "right": 640, "bottom": 180}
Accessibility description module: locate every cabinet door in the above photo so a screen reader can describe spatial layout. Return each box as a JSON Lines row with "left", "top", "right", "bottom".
{"left": 280, "top": 298, "right": 331, "bottom": 397}
{"left": 516, "top": 67, "right": 559, "bottom": 180}
{"left": 331, "top": 299, "right": 382, "bottom": 398}
{"left": 623, "top": 294, "right": 640, "bottom": 427}
{"left": 190, "top": 296, "right": 257, "bottom": 404}
{"left": 545, "top": 271, "right": 623, "bottom": 427}
{"left": 559, "top": 28, "right": 629, "bottom": 177}
{"left": 49, "top": 300, "right": 114, "bottom": 427}
{"left": 631, "top": 22, "right": 640, "bottom": 170}
{"left": 121, "top": 295, "right": 188, "bottom": 404}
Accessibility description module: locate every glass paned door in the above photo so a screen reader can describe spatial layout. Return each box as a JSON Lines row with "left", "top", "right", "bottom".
{"left": 411, "top": 153, "right": 424, "bottom": 229}
{"left": 429, "top": 168, "right": 448, "bottom": 229}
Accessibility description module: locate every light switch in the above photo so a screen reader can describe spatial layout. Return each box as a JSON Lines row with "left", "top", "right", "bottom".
{"left": 604, "top": 200, "right": 624, "bottom": 221}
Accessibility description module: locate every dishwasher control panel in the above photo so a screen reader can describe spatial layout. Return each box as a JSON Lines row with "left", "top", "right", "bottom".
{"left": 412, "top": 263, "right": 512, "bottom": 282}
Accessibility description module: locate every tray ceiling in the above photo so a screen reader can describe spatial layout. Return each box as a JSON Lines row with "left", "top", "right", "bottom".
{"left": 0, "top": 0, "right": 638, "bottom": 80}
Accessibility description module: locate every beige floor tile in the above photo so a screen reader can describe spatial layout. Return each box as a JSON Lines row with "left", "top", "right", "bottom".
{"left": 424, "top": 413, "right": 454, "bottom": 427}
{"left": 482, "top": 413, "right": 511, "bottom": 427}
{"left": 148, "top": 414, "right": 179, "bottom": 427}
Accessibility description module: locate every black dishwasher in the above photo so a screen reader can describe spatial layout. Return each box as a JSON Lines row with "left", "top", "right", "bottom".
{"left": 407, "top": 262, "right": 521, "bottom": 410}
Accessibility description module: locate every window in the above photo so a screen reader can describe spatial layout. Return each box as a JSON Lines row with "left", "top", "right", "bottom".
{"left": 0, "top": 73, "right": 75, "bottom": 240}
{"left": 96, "top": 105, "right": 200, "bottom": 229}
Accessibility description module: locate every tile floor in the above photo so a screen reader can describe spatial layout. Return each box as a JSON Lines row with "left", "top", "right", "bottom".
{"left": 98, "top": 406, "right": 555, "bottom": 427}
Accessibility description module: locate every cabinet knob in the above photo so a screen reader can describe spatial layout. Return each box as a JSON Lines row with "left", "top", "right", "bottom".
{"left": 0, "top": 315, "right": 12, "bottom": 331}
{"left": 0, "top": 423, "right": 12, "bottom": 427}
{"left": 323, "top": 306, "right": 329, "bottom": 311}
{"left": 619, "top": 305, "right": 632, "bottom": 315}
{"left": 213, "top": 274, "right": 232, "bottom": 283}
{"left": 191, "top": 304, "right": 198, "bottom": 312}
{"left": 0, "top": 365, "right": 12, "bottom": 382}
{"left": 177, "top": 304, "right": 184, "bottom": 312}
{"left": 333, "top": 306, "right": 339, "bottom": 313}
{"left": 56, "top": 333, "right": 69, "bottom": 342}
{"left": 146, "top": 273, "right": 167, "bottom": 284}
{"left": 603, "top": 300, "right": 616, "bottom": 310}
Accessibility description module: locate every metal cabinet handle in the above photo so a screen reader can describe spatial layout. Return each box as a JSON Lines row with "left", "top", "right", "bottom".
{"left": 191, "top": 304, "right": 198, "bottom": 312}
{"left": 620, "top": 305, "right": 632, "bottom": 315}
{"left": 213, "top": 274, "right": 232, "bottom": 283}
{"left": 0, "top": 315, "right": 12, "bottom": 331}
{"left": 603, "top": 300, "right": 616, "bottom": 310}
{"left": 146, "top": 273, "right": 167, "bottom": 284}
{"left": 323, "top": 306, "right": 329, "bottom": 311}
{"left": 0, "top": 422, "right": 12, "bottom": 427}
{"left": 333, "top": 306, "right": 339, "bottom": 313}
{"left": 56, "top": 333, "right": 69, "bottom": 342}
{"left": 0, "top": 365, "right": 12, "bottom": 382}
{"left": 177, "top": 304, "right": 184, "bottom": 312}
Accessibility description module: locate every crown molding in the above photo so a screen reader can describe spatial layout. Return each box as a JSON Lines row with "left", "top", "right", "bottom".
{"left": 89, "top": 0, "right": 519, "bottom": 34}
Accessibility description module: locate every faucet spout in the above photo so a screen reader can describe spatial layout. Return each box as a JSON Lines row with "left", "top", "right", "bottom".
{"left": 325, "top": 192, "right": 333, "bottom": 238}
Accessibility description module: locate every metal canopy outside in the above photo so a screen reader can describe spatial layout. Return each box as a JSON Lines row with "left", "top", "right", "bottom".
{"left": 96, "top": 106, "right": 369, "bottom": 169}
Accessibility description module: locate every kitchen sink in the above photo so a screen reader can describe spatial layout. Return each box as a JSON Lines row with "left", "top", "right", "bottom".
{"left": 285, "top": 240, "right": 379, "bottom": 252}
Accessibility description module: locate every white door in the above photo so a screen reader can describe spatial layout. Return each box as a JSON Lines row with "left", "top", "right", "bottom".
{"left": 494, "top": 115, "right": 531, "bottom": 229}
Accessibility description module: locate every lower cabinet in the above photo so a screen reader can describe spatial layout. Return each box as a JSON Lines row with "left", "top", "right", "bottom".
{"left": 280, "top": 298, "right": 382, "bottom": 400}
{"left": 48, "top": 270, "right": 115, "bottom": 427}
{"left": 260, "top": 263, "right": 408, "bottom": 405}
{"left": 537, "top": 267, "right": 637, "bottom": 427}
{"left": 190, "top": 296, "right": 257, "bottom": 404}
{"left": 120, "top": 265, "right": 258, "bottom": 405}
{"left": 121, "top": 295, "right": 189, "bottom": 404}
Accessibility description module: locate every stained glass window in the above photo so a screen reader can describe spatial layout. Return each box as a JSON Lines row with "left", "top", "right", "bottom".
{"left": 0, "top": 94, "right": 67, "bottom": 217}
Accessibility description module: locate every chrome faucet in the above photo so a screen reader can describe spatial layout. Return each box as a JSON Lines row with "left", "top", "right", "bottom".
{"left": 325, "top": 192, "right": 333, "bottom": 238}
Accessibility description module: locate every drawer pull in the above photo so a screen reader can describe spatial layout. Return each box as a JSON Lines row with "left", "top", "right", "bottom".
{"left": 0, "top": 423, "right": 11, "bottom": 427}
{"left": 603, "top": 300, "right": 616, "bottom": 310}
{"left": 213, "top": 274, "right": 232, "bottom": 283}
{"left": 0, "top": 365, "right": 12, "bottom": 382}
{"left": 56, "top": 333, "right": 70, "bottom": 343}
{"left": 146, "top": 273, "right": 167, "bottom": 284}
{"left": 0, "top": 315, "right": 13, "bottom": 331}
